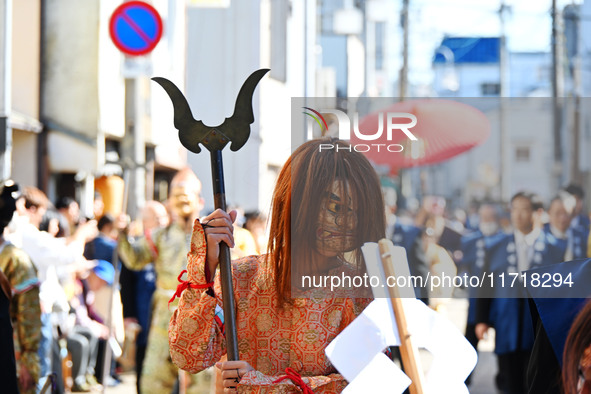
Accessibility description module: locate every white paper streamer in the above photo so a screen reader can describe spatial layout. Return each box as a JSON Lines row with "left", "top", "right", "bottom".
{"left": 342, "top": 353, "right": 411, "bottom": 394}
{"left": 325, "top": 242, "right": 478, "bottom": 393}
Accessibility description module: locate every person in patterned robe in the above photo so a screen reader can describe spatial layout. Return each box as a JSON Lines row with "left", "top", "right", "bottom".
{"left": 169, "top": 138, "right": 386, "bottom": 393}
{"left": 0, "top": 267, "right": 19, "bottom": 394}
{"left": 117, "top": 167, "right": 206, "bottom": 394}
{"left": 0, "top": 181, "right": 41, "bottom": 394}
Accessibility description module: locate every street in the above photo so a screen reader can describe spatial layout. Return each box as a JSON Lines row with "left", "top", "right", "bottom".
{"left": 443, "top": 298, "right": 498, "bottom": 394}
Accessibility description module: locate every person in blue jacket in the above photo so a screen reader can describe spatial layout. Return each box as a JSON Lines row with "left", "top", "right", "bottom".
{"left": 460, "top": 203, "right": 500, "bottom": 385}
{"left": 564, "top": 183, "right": 590, "bottom": 234}
{"left": 475, "top": 192, "right": 565, "bottom": 394}
{"left": 543, "top": 194, "right": 588, "bottom": 260}
{"left": 385, "top": 189, "right": 429, "bottom": 302}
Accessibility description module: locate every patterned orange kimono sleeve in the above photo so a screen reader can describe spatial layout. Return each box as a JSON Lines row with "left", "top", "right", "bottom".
{"left": 169, "top": 219, "right": 225, "bottom": 373}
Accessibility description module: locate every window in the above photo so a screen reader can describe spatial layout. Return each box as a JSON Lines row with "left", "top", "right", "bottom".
{"left": 515, "top": 146, "right": 530, "bottom": 162}
{"left": 481, "top": 83, "right": 500, "bottom": 96}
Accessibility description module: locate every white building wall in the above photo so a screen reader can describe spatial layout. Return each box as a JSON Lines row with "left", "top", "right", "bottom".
{"left": 185, "top": 4, "right": 263, "bottom": 213}
{"left": 185, "top": 1, "right": 308, "bottom": 214}
{"left": 149, "top": 0, "right": 187, "bottom": 170}
{"left": 504, "top": 99, "right": 554, "bottom": 200}
{"left": 508, "top": 52, "right": 551, "bottom": 97}
{"left": 431, "top": 48, "right": 558, "bottom": 206}
{"left": 459, "top": 64, "right": 499, "bottom": 97}
{"left": 433, "top": 64, "right": 499, "bottom": 97}
{"left": 44, "top": 0, "right": 100, "bottom": 139}
{"left": 98, "top": 0, "right": 125, "bottom": 168}
{"left": 11, "top": 0, "right": 41, "bottom": 187}
{"left": 12, "top": 131, "right": 37, "bottom": 187}
{"left": 12, "top": 0, "right": 40, "bottom": 119}
{"left": 430, "top": 98, "right": 555, "bottom": 206}
{"left": 581, "top": 0, "right": 591, "bottom": 95}
{"left": 43, "top": 0, "right": 100, "bottom": 192}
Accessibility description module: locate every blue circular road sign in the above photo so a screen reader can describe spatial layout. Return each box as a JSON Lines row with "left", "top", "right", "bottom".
{"left": 109, "top": 1, "right": 163, "bottom": 56}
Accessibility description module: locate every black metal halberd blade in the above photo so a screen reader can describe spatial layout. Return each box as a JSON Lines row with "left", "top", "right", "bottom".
{"left": 151, "top": 68, "right": 269, "bottom": 154}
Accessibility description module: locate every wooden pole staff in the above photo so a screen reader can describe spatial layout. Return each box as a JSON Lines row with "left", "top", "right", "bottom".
{"left": 378, "top": 239, "right": 425, "bottom": 394}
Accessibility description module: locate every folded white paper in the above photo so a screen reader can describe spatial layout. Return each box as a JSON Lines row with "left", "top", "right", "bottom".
{"left": 325, "top": 242, "right": 477, "bottom": 393}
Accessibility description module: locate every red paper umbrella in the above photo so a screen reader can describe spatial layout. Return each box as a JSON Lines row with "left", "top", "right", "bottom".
{"left": 351, "top": 99, "right": 490, "bottom": 171}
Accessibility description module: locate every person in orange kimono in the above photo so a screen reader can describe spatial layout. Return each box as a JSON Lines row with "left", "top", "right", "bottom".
{"left": 169, "top": 138, "right": 386, "bottom": 393}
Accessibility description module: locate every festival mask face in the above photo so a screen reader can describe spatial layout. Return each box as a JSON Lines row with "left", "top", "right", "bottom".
{"left": 169, "top": 184, "right": 200, "bottom": 219}
{"left": 315, "top": 181, "right": 357, "bottom": 256}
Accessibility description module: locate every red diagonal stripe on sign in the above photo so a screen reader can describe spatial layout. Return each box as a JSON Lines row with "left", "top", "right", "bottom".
{"left": 120, "top": 9, "right": 154, "bottom": 46}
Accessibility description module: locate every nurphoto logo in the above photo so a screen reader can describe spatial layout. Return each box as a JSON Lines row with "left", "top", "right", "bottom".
{"left": 303, "top": 107, "right": 418, "bottom": 153}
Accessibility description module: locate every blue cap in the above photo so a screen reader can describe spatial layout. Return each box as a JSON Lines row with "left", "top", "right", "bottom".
{"left": 92, "top": 259, "right": 114, "bottom": 286}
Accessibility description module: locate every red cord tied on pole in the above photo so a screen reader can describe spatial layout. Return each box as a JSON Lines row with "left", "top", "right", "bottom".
{"left": 168, "top": 269, "right": 213, "bottom": 307}
{"left": 273, "top": 367, "right": 313, "bottom": 394}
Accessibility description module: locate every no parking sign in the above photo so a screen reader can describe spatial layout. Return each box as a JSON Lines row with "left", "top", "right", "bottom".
{"left": 109, "top": 1, "right": 163, "bottom": 56}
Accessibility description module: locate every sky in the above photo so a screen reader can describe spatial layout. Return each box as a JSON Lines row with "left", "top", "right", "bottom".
{"left": 399, "top": 0, "right": 582, "bottom": 85}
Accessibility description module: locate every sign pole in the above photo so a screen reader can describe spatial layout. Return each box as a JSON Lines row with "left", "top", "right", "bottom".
{"left": 121, "top": 77, "right": 146, "bottom": 220}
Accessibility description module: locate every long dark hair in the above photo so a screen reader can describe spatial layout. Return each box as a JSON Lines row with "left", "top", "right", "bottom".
{"left": 563, "top": 299, "right": 591, "bottom": 394}
{"left": 266, "top": 138, "right": 386, "bottom": 303}
{"left": 0, "top": 181, "right": 18, "bottom": 234}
